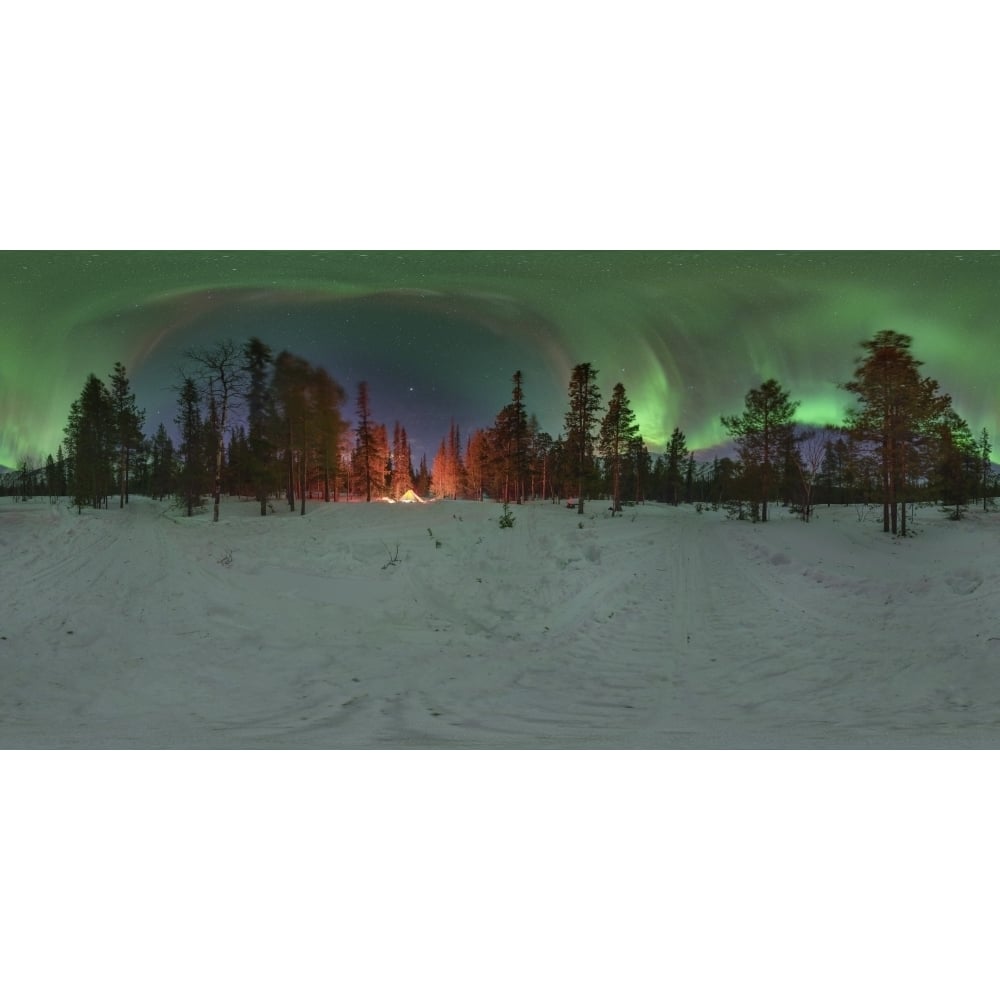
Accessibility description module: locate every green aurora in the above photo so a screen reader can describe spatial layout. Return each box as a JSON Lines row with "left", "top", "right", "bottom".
{"left": 1, "top": 250, "right": 998, "bottom": 469}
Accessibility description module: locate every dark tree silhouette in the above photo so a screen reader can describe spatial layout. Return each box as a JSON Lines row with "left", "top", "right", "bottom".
{"left": 564, "top": 363, "right": 602, "bottom": 514}
{"left": 721, "top": 378, "right": 798, "bottom": 523}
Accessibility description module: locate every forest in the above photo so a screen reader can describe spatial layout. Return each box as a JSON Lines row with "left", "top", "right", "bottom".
{"left": 2, "top": 329, "right": 997, "bottom": 534}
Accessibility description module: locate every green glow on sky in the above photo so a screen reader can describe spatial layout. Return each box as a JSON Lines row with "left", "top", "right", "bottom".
{"left": 1, "top": 251, "right": 999, "bottom": 469}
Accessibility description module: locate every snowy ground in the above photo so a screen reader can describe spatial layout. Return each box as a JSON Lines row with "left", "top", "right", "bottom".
{"left": 2, "top": 493, "right": 999, "bottom": 748}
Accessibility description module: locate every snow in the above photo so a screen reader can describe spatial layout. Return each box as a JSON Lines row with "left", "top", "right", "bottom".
{"left": 3, "top": 494, "right": 999, "bottom": 748}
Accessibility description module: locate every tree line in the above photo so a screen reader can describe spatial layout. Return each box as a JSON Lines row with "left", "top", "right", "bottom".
{"left": 5, "top": 327, "right": 995, "bottom": 532}
{"left": 717, "top": 330, "right": 994, "bottom": 532}
{"left": 18, "top": 339, "right": 657, "bottom": 515}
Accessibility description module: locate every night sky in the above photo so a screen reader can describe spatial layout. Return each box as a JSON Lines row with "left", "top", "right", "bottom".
{"left": 2, "top": 250, "right": 998, "bottom": 470}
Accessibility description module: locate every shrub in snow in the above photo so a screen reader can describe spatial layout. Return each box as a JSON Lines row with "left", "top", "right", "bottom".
{"left": 498, "top": 501, "right": 515, "bottom": 529}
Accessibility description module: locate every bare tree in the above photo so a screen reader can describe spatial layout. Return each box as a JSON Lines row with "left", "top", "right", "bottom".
{"left": 793, "top": 431, "right": 828, "bottom": 522}
{"left": 184, "top": 340, "right": 248, "bottom": 523}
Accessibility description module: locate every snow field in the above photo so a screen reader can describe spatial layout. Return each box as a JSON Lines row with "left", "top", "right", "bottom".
{"left": 1, "top": 494, "right": 999, "bottom": 747}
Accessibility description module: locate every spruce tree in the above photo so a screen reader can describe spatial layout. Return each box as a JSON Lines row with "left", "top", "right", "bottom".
{"left": 510, "top": 371, "right": 528, "bottom": 503}
{"left": 390, "top": 422, "right": 414, "bottom": 499}
{"left": 415, "top": 452, "right": 431, "bottom": 498}
{"left": 108, "top": 361, "right": 145, "bottom": 508}
{"left": 354, "top": 381, "right": 376, "bottom": 502}
{"left": 598, "top": 382, "right": 639, "bottom": 514}
{"left": 980, "top": 428, "right": 993, "bottom": 512}
{"left": 564, "top": 363, "right": 602, "bottom": 514}
{"left": 175, "top": 377, "right": 205, "bottom": 517}
{"left": 64, "top": 374, "right": 115, "bottom": 512}
{"left": 464, "top": 430, "right": 488, "bottom": 501}
{"left": 313, "top": 366, "right": 346, "bottom": 503}
{"left": 45, "top": 453, "right": 56, "bottom": 501}
{"left": 243, "top": 337, "right": 275, "bottom": 515}
{"left": 664, "top": 427, "right": 688, "bottom": 505}
{"left": 149, "top": 423, "right": 175, "bottom": 500}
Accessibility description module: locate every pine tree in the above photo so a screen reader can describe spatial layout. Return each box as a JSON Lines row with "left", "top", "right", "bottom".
{"left": 64, "top": 374, "right": 115, "bottom": 512}
{"left": 843, "top": 331, "right": 949, "bottom": 536}
{"left": 45, "top": 453, "right": 56, "bottom": 500}
{"left": 54, "top": 444, "right": 68, "bottom": 498}
{"left": 464, "top": 429, "right": 489, "bottom": 501}
{"left": 313, "top": 366, "right": 346, "bottom": 503}
{"left": 509, "top": 371, "right": 528, "bottom": 503}
{"left": 149, "top": 423, "right": 175, "bottom": 500}
{"left": 490, "top": 404, "right": 520, "bottom": 502}
{"left": 721, "top": 378, "right": 798, "bottom": 523}
{"left": 564, "top": 363, "right": 602, "bottom": 514}
{"left": 449, "top": 420, "right": 465, "bottom": 498}
{"left": 683, "top": 451, "right": 696, "bottom": 503}
{"left": 390, "top": 422, "right": 415, "bottom": 498}
{"left": 354, "top": 381, "right": 377, "bottom": 502}
{"left": 529, "top": 421, "right": 553, "bottom": 502}
{"left": 664, "top": 427, "right": 688, "bottom": 505}
{"left": 598, "top": 382, "right": 640, "bottom": 514}
{"left": 108, "top": 361, "right": 145, "bottom": 508}
{"left": 980, "top": 428, "right": 993, "bottom": 512}
{"left": 374, "top": 424, "right": 391, "bottom": 497}
{"left": 414, "top": 452, "right": 431, "bottom": 498}
{"left": 271, "top": 351, "right": 317, "bottom": 514}
{"left": 243, "top": 337, "right": 275, "bottom": 515}
{"left": 934, "top": 408, "right": 978, "bottom": 518}
{"left": 432, "top": 420, "right": 464, "bottom": 499}
{"left": 175, "top": 376, "right": 205, "bottom": 517}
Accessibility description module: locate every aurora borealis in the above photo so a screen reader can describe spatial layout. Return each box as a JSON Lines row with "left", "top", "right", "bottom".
{"left": 1, "top": 250, "right": 999, "bottom": 470}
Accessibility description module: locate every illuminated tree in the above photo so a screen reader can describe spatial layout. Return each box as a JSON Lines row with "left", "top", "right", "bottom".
{"left": 389, "top": 422, "right": 413, "bottom": 498}
{"left": 721, "top": 378, "right": 798, "bottom": 523}
{"left": 242, "top": 337, "right": 275, "bottom": 515}
{"left": 564, "top": 363, "right": 602, "bottom": 514}
{"left": 432, "top": 420, "right": 464, "bottom": 499}
{"left": 464, "top": 428, "right": 489, "bottom": 501}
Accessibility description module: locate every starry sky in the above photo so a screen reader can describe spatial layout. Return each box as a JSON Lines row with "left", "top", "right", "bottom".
{"left": 1, "top": 250, "right": 998, "bottom": 470}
